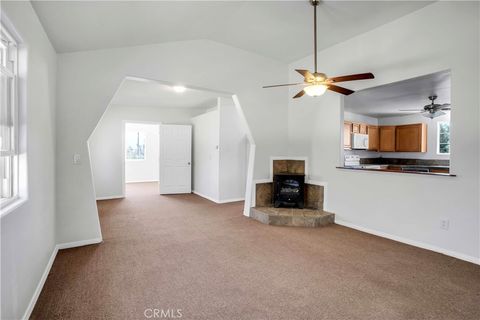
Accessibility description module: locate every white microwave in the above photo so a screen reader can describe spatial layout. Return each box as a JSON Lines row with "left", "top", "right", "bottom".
{"left": 352, "top": 133, "right": 369, "bottom": 149}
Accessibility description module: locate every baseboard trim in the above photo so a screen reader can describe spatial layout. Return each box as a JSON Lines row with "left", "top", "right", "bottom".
{"left": 218, "top": 197, "right": 245, "bottom": 204}
{"left": 335, "top": 219, "right": 480, "bottom": 265}
{"left": 96, "top": 195, "right": 124, "bottom": 201}
{"left": 21, "top": 237, "right": 103, "bottom": 319}
{"left": 192, "top": 191, "right": 244, "bottom": 204}
{"left": 125, "top": 180, "right": 159, "bottom": 184}
{"left": 56, "top": 238, "right": 103, "bottom": 250}
{"left": 192, "top": 191, "right": 219, "bottom": 203}
{"left": 21, "top": 246, "right": 58, "bottom": 320}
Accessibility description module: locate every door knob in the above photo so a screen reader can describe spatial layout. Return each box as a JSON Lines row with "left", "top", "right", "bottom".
{"left": 188, "top": 162, "right": 191, "bottom": 165}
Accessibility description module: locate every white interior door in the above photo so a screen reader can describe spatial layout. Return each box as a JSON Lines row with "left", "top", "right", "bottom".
{"left": 159, "top": 125, "right": 192, "bottom": 194}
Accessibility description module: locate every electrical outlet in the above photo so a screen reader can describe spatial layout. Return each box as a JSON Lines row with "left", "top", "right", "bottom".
{"left": 440, "top": 219, "right": 449, "bottom": 230}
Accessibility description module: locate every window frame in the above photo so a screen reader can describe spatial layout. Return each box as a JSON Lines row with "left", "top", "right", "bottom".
{"left": 437, "top": 121, "right": 450, "bottom": 155}
{"left": 0, "top": 22, "right": 20, "bottom": 212}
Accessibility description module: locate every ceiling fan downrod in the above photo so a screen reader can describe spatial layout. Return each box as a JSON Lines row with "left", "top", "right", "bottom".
{"left": 261, "top": 0, "right": 374, "bottom": 98}
{"left": 311, "top": 0, "right": 319, "bottom": 73}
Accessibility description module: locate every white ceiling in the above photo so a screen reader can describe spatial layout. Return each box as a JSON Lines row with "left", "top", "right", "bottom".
{"left": 344, "top": 70, "right": 451, "bottom": 118}
{"left": 31, "top": 1, "right": 432, "bottom": 62}
{"left": 110, "top": 78, "right": 226, "bottom": 108}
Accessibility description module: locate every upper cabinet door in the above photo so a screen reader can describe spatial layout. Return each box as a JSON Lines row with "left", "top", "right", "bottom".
{"left": 396, "top": 123, "right": 427, "bottom": 152}
{"left": 344, "top": 122, "right": 352, "bottom": 149}
{"left": 359, "top": 124, "right": 368, "bottom": 134}
{"left": 352, "top": 123, "right": 360, "bottom": 133}
{"left": 379, "top": 126, "right": 396, "bottom": 152}
{"left": 367, "top": 126, "right": 379, "bottom": 151}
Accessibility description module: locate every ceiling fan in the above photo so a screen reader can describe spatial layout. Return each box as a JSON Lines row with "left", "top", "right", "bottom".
{"left": 399, "top": 95, "right": 451, "bottom": 119}
{"left": 263, "top": 0, "right": 375, "bottom": 98}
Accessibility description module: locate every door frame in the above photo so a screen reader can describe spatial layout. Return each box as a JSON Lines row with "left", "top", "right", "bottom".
{"left": 122, "top": 120, "right": 162, "bottom": 197}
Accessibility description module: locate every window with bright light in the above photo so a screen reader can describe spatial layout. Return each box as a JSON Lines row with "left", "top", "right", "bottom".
{"left": 0, "top": 24, "right": 18, "bottom": 207}
{"left": 437, "top": 121, "right": 450, "bottom": 155}
{"left": 125, "top": 131, "right": 146, "bottom": 160}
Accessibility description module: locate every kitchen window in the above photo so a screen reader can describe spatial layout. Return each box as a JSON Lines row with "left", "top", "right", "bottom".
{"left": 437, "top": 121, "right": 450, "bottom": 155}
{"left": 0, "top": 23, "right": 19, "bottom": 209}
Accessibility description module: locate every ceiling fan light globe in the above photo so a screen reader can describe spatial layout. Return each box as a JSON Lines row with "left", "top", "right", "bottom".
{"left": 304, "top": 84, "right": 328, "bottom": 97}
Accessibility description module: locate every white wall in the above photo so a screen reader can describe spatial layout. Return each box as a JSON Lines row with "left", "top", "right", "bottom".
{"left": 344, "top": 111, "right": 378, "bottom": 126}
{"left": 191, "top": 108, "right": 220, "bottom": 201}
{"left": 57, "top": 39, "right": 288, "bottom": 244}
{"left": 378, "top": 112, "right": 450, "bottom": 160}
{"left": 125, "top": 123, "right": 159, "bottom": 183}
{"left": 89, "top": 105, "right": 205, "bottom": 199}
{"left": 1, "top": 2, "right": 57, "bottom": 319}
{"left": 191, "top": 98, "right": 248, "bottom": 203}
{"left": 288, "top": 2, "right": 479, "bottom": 262}
{"left": 219, "top": 99, "right": 248, "bottom": 201}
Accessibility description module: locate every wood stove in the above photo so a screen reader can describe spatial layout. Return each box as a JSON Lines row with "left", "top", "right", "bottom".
{"left": 273, "top": 173, "right": 305, "bottom": 208}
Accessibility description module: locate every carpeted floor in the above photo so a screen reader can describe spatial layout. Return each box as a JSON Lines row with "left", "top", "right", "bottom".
{"left": 31, "top": 182, "right": 480, "bottom": 320}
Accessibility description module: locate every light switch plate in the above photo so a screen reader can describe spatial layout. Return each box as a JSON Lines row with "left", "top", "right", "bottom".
{"left": 73, "top": 154, "right": 81, "bottom": 165}
{"left": 440, "top": 219, "right": 449, "bottom": 230}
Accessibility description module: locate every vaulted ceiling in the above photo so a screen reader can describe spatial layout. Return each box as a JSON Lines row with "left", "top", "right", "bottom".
{"left": 31, "top": 1, "right": 432, "bottom": 62}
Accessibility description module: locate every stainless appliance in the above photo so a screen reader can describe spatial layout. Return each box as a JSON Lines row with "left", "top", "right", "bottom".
{"left": 344, "top": 155, "right": 360, "bottom": 167}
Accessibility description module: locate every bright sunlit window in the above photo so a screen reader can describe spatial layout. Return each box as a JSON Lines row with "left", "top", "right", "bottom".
{"left": 437, "top": 121, "right": 450, "bottom": 155}
{"left": 1, "top": 23, "right": 19, "bottom": 208}
{"left": 125, "top": 131, "right": 146, "bottom": 160}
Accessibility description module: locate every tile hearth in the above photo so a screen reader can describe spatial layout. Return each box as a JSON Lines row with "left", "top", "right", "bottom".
{"left": 250, "top": 207, "right": 334, "bottom": 227}
{"left": 251, "top": 158, "right": 335, "bottom": 227}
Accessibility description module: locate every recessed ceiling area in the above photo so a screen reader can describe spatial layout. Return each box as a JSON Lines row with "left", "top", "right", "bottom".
{"left": 344, "top": 70, "right": 451, "bottom": 118}
{"left": 31, "top": 1, "right": 432, "bottom": 62}
{"left": 110, "top": 78, "right": 229, "bottom": 109}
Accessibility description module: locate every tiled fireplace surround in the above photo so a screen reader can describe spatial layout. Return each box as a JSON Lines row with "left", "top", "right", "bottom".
{"left": 251, "top": 158, "right": 334, "bottom": 227}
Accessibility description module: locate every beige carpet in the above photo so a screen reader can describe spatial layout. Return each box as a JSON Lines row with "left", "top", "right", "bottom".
{"left": 31, "top": 182, "right": 480, "bottom": 319}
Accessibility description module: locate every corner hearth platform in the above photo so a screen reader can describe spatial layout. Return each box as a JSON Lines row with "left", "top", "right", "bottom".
{"left": 251, "top": 207, "right": 334, "bottom": 227}
{"left": 252, "top": 158, "right": 335, "bottom": 228}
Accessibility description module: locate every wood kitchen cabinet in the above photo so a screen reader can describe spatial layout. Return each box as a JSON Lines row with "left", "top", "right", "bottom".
{"left": 352, "top": 123, "right": 360, "bottom": 133}
{"left": 343, "top": 122, "right": 352, "bottom": 149}
{"left": 396, "top": 123, "right": 427, "bottom": 152}
{"left": 359, "top": 124, "right": 368, "bottom": 134}
{"left": 367, "top": 126, "right": 379, "bottom": 151}
{"left": 379, "top": 126, "right": 396, "bottom": 152}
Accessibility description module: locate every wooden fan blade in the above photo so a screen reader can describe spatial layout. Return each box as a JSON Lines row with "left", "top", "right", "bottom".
{"left": 328, "top": 73, "right": 374, "bottom": 83}
{"left": 293, "top": 90, "right": 305, "bottom": 99}
{"left": 327, "top": 85, "right": 354, "bottom": 95}
{"left": 441, "top": 103, "right": 451, "bottom": 110}
{"left": 295, "top": 69, "right": 314, "bottom": 80}
{"left": 263, "top": 83, "right": 304, "bottom": 88}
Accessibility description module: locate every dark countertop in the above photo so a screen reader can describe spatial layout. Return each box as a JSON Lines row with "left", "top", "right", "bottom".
{"left": 360, "top": 157, "right": 450, "bottom": 167}
{"left": 384, "top": 164, "right": 450, "bottom": 169}
{"left": 337, "top": 165, "right": 456, "bottom": 177}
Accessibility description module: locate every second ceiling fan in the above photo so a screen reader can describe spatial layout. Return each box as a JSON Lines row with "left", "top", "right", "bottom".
{"left": 263, "top": 0, "right": 375, "bottom": 98}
